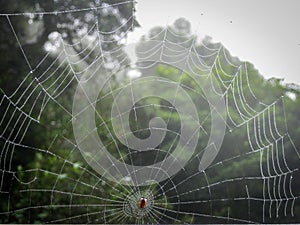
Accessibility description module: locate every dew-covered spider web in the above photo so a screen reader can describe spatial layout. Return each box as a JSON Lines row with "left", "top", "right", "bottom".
{"left": 1, "top": 1, "right": 300, "bottom": 224}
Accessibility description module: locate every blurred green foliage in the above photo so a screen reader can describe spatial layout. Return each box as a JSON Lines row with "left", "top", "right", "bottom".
{"left": 0, "top": 1, "right": 300, "bottom": 223}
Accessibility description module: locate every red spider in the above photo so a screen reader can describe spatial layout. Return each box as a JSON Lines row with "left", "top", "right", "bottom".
{"left": 139, "top": 197, "right": 147, "bottom": 209}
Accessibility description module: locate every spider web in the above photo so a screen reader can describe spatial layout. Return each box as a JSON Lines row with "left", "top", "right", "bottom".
{"left": 1, "top": 2, "right": 300, "bottom": 224}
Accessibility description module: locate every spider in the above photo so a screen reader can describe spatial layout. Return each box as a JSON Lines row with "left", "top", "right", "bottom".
{"left": 139, "top": 197, "right": 147, "bottom": 209}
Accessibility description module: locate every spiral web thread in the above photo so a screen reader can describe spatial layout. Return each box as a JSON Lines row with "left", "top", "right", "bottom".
{"left": 0, "top": 2, "right": 300, "bottom": 223}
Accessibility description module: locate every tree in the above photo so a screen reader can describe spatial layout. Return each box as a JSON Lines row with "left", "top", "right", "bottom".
{"left": 132, "top": 18, "right": 300, "bottom": 223}
{"left": 0, "top": 1, "right": 139, "bottom": 223}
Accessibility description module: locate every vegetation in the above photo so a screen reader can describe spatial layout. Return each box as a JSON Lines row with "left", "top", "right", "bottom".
{"left": 0, "top": 1, "right": 300, "bottom": 223}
